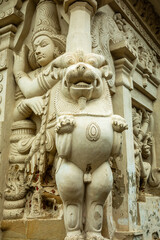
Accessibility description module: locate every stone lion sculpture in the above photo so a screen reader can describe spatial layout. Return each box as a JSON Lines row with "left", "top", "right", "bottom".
{"left": 40, "top": 50, "right": 127, "bottom": 240}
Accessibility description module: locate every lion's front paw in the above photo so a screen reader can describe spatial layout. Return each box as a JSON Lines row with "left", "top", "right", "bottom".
{"left": 65, "top": 233, "right": 85, "bottom": 240}
{"left": 112, "top": 115, "right": 128, "bottom": 133}
{"left": 86, "top": 232, "right": 109, "bottom": 240}
{"left": 55, "top": 115, "right": 76, "bottom": 134}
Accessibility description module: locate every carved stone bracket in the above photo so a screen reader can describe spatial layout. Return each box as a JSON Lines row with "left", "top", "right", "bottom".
{"left": 127, "top": 0, "right": 160, "bottom": 44}
{"left": 110, "top": 41, "right": 136, "bottom": 90}
{"left": 107, "top": 0, "right": 160, "bottom": 57}
{"left": 0, "top": 7, "right": 23, "bottom": 28}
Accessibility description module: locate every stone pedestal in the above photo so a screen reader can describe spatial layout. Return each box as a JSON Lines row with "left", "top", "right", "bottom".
{"left": 1, "top": 219, "right": 65, "bottom": 240}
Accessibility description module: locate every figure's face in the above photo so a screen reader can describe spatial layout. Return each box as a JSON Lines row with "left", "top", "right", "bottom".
{"left": 33, "top": 35, "right": 55, "bottom": 67}
{"left": 133, "top": 123, "right": 140, "bottom": 137}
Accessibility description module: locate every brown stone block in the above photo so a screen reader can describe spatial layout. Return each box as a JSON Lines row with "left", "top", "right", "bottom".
{"left": 27, "top": 219, "right": 65, "bottom": 240}
{"left": 2, "top": 239, "right": 26, "bottom": 240}
{"left": 1, "top": 219, "right": 65, "bottom": 240}
{"left": 1, "top": 219, "right": 27, "bottom": 239}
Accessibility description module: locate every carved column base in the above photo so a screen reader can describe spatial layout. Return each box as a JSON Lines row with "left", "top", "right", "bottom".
{"left": 3, "top": 120, "right": 36, "bottom": 220}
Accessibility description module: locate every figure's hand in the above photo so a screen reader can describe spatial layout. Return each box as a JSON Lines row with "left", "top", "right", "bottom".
{"left": 112, "top": 115, "right": 128, "bottom": 133}
{"left": 144, "top": 132, "right": 153, "bottom": 146}
{"left": 13, "top": 45, "right": 29, "bottom": 75}
{"left": 142, "top": 143, "right": 151, "bottom": 159}
{"left": 142, "top": 108, "right": 150, "bottom": 122}
{"left": 25, "top": 96, "right": 45, "bottom": 116}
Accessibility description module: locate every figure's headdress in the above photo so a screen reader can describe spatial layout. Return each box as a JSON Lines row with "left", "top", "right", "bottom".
{"left": 132, "top": 108, "right": 141, "bottom": 126}
{"left": 32, "top": 0, "right": 66, "bottom": 52}
{"left": 133, "top": 116, "right": 141, "bottom": 126}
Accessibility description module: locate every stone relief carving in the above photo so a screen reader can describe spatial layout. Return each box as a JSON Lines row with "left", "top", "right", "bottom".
{"left": 3, "top": 120, "right": 36, "bottom": 219}
{"left": 128, "top": 0, "right": 160, "bottom": 40}
{"left": 112, "top": 0, "right": 160, "bottom": 57}
{"left": 91, "top": 11, "right": 124, "bottom": 88}
{"left": 152, "top": 232, "right": 159, "bottom": 240}
{"left": 132, "top": 107, "right": 160, "bottom": 201}
{"left": 132, "top": 107, "right": 152, "bottom": 201}
{"left": 2, "top": 1, "right": 129, "bottom": 239}
{"left": 114, "top": 12, "right": 160, "bottom": 80}
{"left": 1, "top": 0, "right": 160, "bottom": 239}
{"left": 4, "top": 0, "right": 65, "bottom": 219}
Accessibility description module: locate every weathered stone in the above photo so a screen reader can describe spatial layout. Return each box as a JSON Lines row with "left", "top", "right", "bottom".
{"left": 0, "top": 0, "right": 159, "bottom": 240}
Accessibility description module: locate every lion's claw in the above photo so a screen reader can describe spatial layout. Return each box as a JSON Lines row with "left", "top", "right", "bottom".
{"left": 112, "top": 115, "right": 128, "bottom": 133}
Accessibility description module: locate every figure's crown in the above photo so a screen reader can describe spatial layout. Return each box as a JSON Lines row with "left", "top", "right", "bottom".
{"left": 32, "top": 0, "right": 65, "bottom": 51}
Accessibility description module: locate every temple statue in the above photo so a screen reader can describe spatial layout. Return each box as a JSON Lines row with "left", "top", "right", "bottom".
{"left": 3, "top": 0, "right": 128, "bottom": 239}
{"left": 132, "top": 107, "right": 152, "bottom": 201}
{"left": 4, "top": 0, "right": 66, "bottom": 219}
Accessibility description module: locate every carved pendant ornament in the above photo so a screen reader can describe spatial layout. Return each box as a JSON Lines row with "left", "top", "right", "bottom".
{"left": 86, "top": 122, "right": 101, "bottom": 141}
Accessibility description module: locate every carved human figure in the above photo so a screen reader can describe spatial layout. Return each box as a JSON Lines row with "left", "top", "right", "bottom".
{"left": 13, "top": 0, "right": 65, "bottom": 121}
{"left": 13, "top": 34, "right": 65, "bottom": 121}
{"left": 132, "top": 108, "right": 152, "bottom": 201}
{"left": 4, "top": 0, "right": 66, "bottom": 219}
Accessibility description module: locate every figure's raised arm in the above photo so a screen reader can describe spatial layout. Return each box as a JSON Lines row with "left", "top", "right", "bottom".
{"left": 13, "top": 44, "right": 64, "bottom": 98}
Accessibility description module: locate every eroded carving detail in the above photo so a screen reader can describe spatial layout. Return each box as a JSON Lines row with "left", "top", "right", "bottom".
{"left": 92, "top": 11, "right": 124, "bottom": 88}
{"left": 128, "top": 0, "right": 160, "bottom": 40}
{"left": 4, "top": 0, "right": 65, "bottom": 219}
{"left": 132, "top": 107, "right": 152, "bottom": 201}
{"left": 3, "top": 120, "right": 36, "bottom": 219}
{"left": 113, "top": 0, "right": 160, "bottom": 56}
{"left": 114, "top": 13, "right": 160, "bottom": 79}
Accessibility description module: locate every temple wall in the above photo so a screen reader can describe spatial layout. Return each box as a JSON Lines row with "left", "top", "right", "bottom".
{"left": 0, "top": 0, "right": 159, "bottom": 240}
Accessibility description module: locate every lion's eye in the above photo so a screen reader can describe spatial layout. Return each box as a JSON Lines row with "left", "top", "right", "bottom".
{"left": 87, "top": 58, "right": 98, "bottom": 68}
{"left": 67, "top": 57, "right": 76, "bottom": 66}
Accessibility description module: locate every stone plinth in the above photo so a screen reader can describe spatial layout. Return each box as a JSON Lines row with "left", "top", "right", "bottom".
{"left": 1, "top": 219, "right": 65, "bottom": 240}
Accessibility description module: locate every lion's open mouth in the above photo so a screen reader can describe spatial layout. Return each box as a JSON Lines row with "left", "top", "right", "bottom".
{"left": 64, "top": 78, "right": 99, "bottom": 90}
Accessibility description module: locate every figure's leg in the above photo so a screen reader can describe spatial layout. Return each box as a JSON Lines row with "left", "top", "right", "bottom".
{"left": 139, "top": 162, "right": 151, "bottom": 201}
{"left": 85, "top": 161, "right": 113, "bottom": 240}
{"left": 56, "top": 159, "right": 84, "bottom": 240}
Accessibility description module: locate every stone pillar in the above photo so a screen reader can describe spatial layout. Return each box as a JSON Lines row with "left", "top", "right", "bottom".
{"left": 64, "top": 0, "right": 97, "bottom": 53}
{"left": 0, "top": 0, "right": 24, "bottom": 237}
{"left": 110, "top": 42, "right": 142, "bottom": 239}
